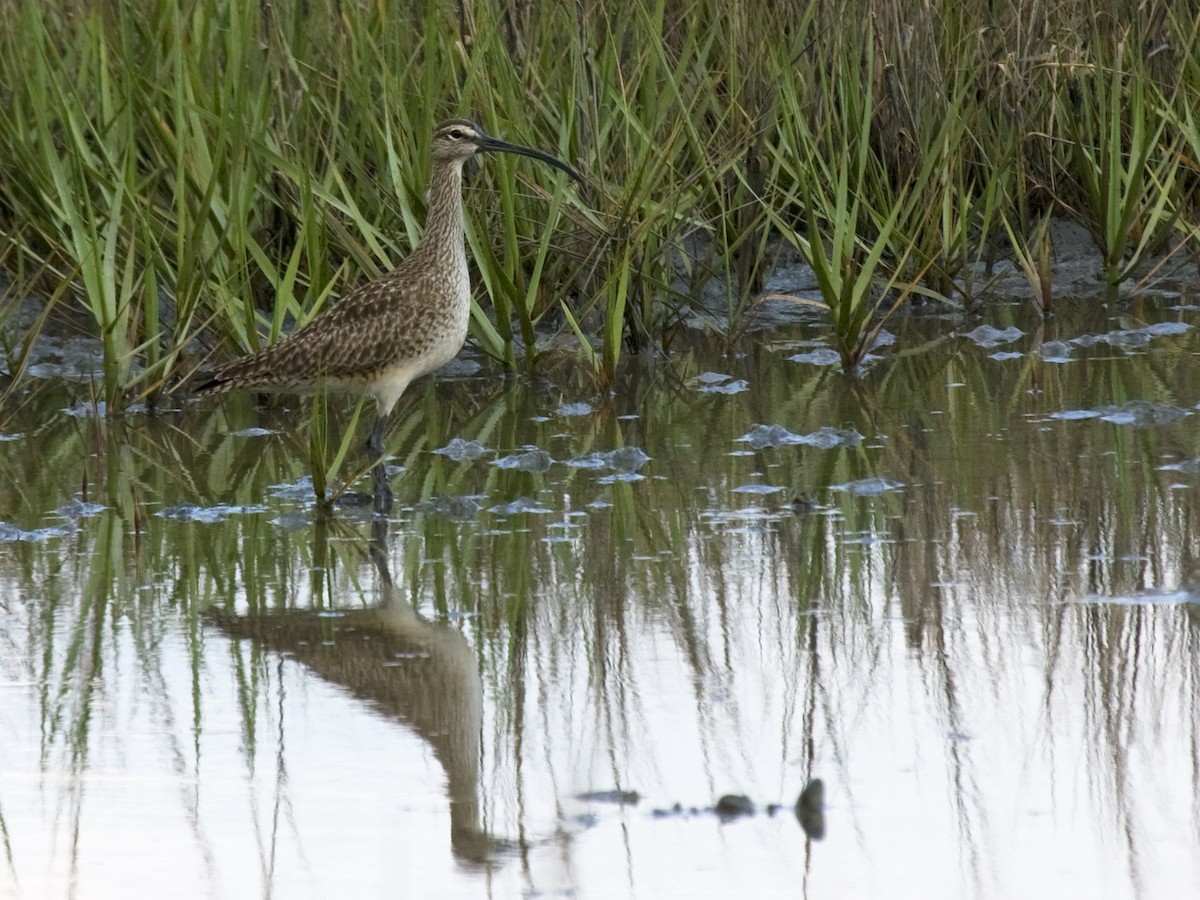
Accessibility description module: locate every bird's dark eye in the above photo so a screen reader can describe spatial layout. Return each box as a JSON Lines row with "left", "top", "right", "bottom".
{"left": 449, "top": 129, "right": 464, "bottom": 140}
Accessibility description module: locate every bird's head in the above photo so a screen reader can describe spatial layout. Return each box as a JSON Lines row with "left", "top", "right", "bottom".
{"left": 431, "top": 118, "right": 582, "bottom": 185}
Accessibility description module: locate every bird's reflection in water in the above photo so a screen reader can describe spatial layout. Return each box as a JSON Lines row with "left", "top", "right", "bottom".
{"left": 209, "top": 516, "right": 494, "bottom": 866}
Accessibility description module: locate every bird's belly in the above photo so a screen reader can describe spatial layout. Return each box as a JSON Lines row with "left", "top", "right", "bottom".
{"left": 365, "top": 273, "right": 471, "bottom": 416}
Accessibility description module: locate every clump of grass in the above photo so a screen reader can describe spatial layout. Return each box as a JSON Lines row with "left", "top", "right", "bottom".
{"left": 1, "top": 0, "right": 1198, "bottom": 414}
{"left": 1061, "top": 37, "right": 1184, "bottom": 300}
{"left": 764, "top": 21, "right": 945, "bottom": 367}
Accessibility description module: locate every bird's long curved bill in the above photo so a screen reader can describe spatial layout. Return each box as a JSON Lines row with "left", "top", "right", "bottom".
{"left": 480, "top": 136, "right": 584, "bottom": 185}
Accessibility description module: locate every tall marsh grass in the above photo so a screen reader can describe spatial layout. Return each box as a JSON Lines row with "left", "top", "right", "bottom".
{"left": 1, "top": 0, "right": 1197, "bottom": 401}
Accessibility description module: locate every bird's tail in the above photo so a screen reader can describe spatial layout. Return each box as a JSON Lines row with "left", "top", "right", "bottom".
{"left": 194, "top": 347, "right": 282, "bottom": 395}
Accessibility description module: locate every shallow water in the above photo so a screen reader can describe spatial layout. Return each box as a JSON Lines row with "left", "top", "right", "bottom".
{"left": 3, "top": 299, "right": 1200, "bottom": 899}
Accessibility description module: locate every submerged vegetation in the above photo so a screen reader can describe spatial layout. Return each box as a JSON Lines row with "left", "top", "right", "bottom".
{"left": 1, "top": 0, "right": 1198, "bottom": 406}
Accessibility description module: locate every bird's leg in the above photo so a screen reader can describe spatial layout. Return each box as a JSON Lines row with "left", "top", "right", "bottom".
{"left": 367, "top": 414, "right": 387, "bottom": 462}
{"left": 368, "top": 414, "right": 393, "bottom": 514}
{"left": 372, "top": 464, "right": 393, "bottom": 514}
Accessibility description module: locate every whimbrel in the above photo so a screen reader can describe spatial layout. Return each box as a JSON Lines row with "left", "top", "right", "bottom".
{"left": 197, "top": 119, "right": 581, "bottom": 510}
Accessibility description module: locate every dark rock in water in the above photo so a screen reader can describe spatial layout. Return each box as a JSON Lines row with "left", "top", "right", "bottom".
{"left": 789, "top": 493, "right": 818, "bottom": 513}
{"left": 336, "top": 491, "right": 376, "bottom": 508}
{"left": 715, "top": 794, "right": 755, "bottom": 819}
{"left": 577, "top": 789, "right": 640, "bottom": 806}
{"left": 438, "top": 357, "right": 481, "bottom": 378}
{"left": 795, "top": 778, "right": 826, "bottom": 840}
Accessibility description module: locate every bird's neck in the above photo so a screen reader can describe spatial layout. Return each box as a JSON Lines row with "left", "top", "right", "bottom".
{"left": 418, "top": 159, "right": 466, "bottom": 255}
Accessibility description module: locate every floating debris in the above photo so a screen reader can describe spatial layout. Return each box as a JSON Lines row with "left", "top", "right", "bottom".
{"left": 1050, "top": 401, "right": 1190, "bottom": 427}
{"left": 788, "top": 347, "right": 843, "bottom": 367}
{"left": 608, "top": 446, "right": 651, "bottom": 472}
{"left": 699, "top": 378, "right": 749, "bottom": 395}
{"left": 0, "top": 522, "right": 74, "bottom": 543}
{"left": 564, "top": 453, "right": 608, "bottom": 471}
{"left": 156, "top": 504, "right": 266, "bottom": 523}
{"left": 555, "top": 401, "right": 593, "bottom": 417}
{"left": 264, "top": 476, "right": 313, "bottom": 500}
{"left": 689, "top": 371, "right": 751, "bottom": 394}
{"left": 433, "top": 437, "right": 486, "bottom": 462}
{"left": 489, "top": 497, "right": 552, "bottom": 516}
{"left": 830, "top": 477, "right": 904, "bottom": 496}
{"left": 739, "top": 424, "right": 863, "bottom": 450}
{"left": 963, "top": 324, "right": 1024, "bottom": 348}
{"left": 52, "top": 499, "right": 106, "bottom": 520}
{"left": 870, "top": 330, "right": 896, "bottom": 349}
{"left": 419, "top": 495, "right": 483, "bottom": 518}
{"left": 702, "top": 506, "right": 785, "bottom": 528}
{"left": 272, "top": 510, "right": 314, "bottom": 531}
{"left": 732, "top": 484, "right": 784, "bottom": 494}
{"left": 1048, "top": 409, "right": 1098, "bottom": 421}
{"left": 1070, "top": 321, "right": 1189, "bottom": 349}
{"left": 62, "top": 401, "right": 108, "bottom": 418}
{"left": 492, "top": 448, "right": 553, "bottom": 472}
{"left": 566, "top": 447, "right": 650, "bottom": 474}
{"left": 1098, "top": 401, "right": 1190, "bottom": 426}
{"left": 1036, "top": 340, "right": 1074, "bottom": 362}
{"left": 598, "top": 471, "right": 646, "bottom": 483}
{"left": 229, "top": 427, "right": 276, "bottom": 438}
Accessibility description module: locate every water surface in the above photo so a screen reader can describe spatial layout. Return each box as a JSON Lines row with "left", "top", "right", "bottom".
{"left": 2, "top": 300, "right": 1200, "bottom": 898}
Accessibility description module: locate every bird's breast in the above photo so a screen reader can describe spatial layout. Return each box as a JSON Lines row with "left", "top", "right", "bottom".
{"left": 423, "top": 248, "right": 471, "bottom": 370}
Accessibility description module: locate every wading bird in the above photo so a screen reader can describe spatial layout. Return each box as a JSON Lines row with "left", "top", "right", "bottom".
{"left": 197, "top": 119, "right": 581, "bottom": 511}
